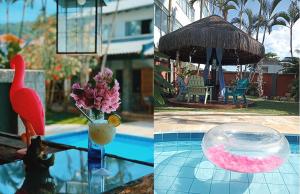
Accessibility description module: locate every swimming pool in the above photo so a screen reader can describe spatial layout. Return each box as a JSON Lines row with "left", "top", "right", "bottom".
{"left": 45, "top": 131, "right": 153, "bottom": 163}
{"left": 154, "top": 133, "right": 300, "bottom": 194}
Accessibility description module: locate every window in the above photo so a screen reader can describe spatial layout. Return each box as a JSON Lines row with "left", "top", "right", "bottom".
{"left": 125, "top": 21, "right": 141, "bottom": 36}
{"left": 173, "top": 19, "right": 182, "bottom": 31}
{"left": 155, "top": 4, "right": 168, "bottom": 33}
{"left": 141, "top": 19, "right": 152, "bottom": 34}
{"left": 126, "top": 19, "right": 153, "bottom": 36}
{"left": 176, "top": 0, "right": 195, "bottom": 21}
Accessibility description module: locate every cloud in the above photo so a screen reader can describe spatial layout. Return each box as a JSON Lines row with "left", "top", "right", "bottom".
{"left": 259, "top": 20, "right": 300, "bottom": 59}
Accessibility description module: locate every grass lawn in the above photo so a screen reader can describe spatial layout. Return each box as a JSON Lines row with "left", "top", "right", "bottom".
{"left": 46, "top": 110, "right": 88, "bottom": 125}
{"left": 155, "top": 96, "right": 299, "bottom": 115}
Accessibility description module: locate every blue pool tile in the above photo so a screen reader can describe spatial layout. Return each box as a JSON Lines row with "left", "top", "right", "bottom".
{"left": 155, "top": 175, "right": 176, "bottom": 190}
{"left": 155, "top": 155, "right": 171, "bottom": 165}
{"left": 160, "top": 150, "right": 177, "bottom": 156}
{"left": 177, "top": 145, "right": 192, "bottom": 151}
{"left": 189, "top": 179, "right": 211, "bottom": 194}
{"left": 279, "top": 162, "right": 296, "bottom": 173}
{"left": 291, "top": 163, "right": 300, "bottom": 175}
{"left": 163, "top": 133, "right": 178, "bottom": 141}
{"left": 191, "top": 133, "right": 204, "bottom": 140}
{"left": 198, "top": 160, "right": 215, "bottom": 169}
{"left": 183, "top": 157, "right": 201, "bottom": 168}
{"left": 177, "top": 166, "right": 196, "bottom": 178}
{"left": 167, "top": 190, "right": 188, "bottom": 194}
{"left": 178, "top": 133, "right": 191, "bottom": 141}
{"left": 250, "top": 173, "right": 266, "bottom": 184}
{"left": 195, "top": 168, "right": 214, "bottom": 181}
{"left": 176, "top": 151, "right": 192, "bottom": 158}
{"left": 177, "top": 141, "right": 193, "bottom": 145}
{"left": 160, "top": 164, "right": 182, "bottom": 177}
{"left": 264, "top": 173, "right": 284, "bottom": 185}
{"left": 286, "top": 184, "right": 300, "bottom": 194}
{"left": 210, "top": 181, "right": 229, "bottom": 194}
{"left": 188, "top": 151, "right": 204, "bottom": 159}
{"left": 155, "top": 164, "right": 166, "bottom": 175}
{"left": 169, "top": 177, "right": 193, "bottom": 192}
{"left": 213, "top": 169, "right": 230, "bottom": 182}
{"left": 163, "top": 146, "right": 178, "bottom": 152}
{"left": 248, "top": 183, "right": 270, "bottom": 194}
{"left": 229, "top": 182, "right": 249, "bottom": 194}
{"left": 168, "top": 156, "right": 187, "bottom": 166}
{"left": 155, "top": 189, "right": 168, "bottom": 194}
{"left": 289, "top": 155, "right": 300, "bottom": 165}
{"left": 191, "top": 145, "right": 202, "bottom": 150}
{"left": 154, "top": 134, "right": 163, "bottom": 142}
{"left": 281, "top": 173, "right": 299, "bottom": 185}
{"left": 230, "top": 172, "right": 249, "bottom": 183}
{"left": 268, "top": 184, "right": 289, "bottom": 194}
{"left": 286, "top": 135, "right": 299, "bottom": 143}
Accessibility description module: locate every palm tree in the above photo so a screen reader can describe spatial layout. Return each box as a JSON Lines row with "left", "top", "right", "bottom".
{"left": 231, "top": 8, "right": 258, "bottom": 36}
{"left": 255, "top": 0, "right": 267, "bottom": 40}
{"left": 19, "top": 0, "right": 34, "bottom": 38}
{"left": 260, "top": 0, "right": 284, "bottom": 44}
{"left": 235, "top": 0, "right": 249, "bottom": 29}
{"left": 278, "top": 1, "right": 300, "bottom": 57}
{"left": 210, "top": 0, "right": 218, "bottom": 14}
{"left": 216, "top": 0, "right": 238, "bottom": 21}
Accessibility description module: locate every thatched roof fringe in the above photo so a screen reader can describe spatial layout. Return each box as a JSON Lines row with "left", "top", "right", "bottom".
{"left": 158, "top": 15, "right": 264, "bottom": 65}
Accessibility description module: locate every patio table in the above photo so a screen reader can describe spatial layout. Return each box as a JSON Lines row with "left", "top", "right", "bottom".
{"left": 0, "top": 132, "right": 153, "bottom": 194}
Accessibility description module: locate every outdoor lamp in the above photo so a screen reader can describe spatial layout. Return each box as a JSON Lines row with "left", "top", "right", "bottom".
{"left": 56, "top": 0, "right": 106, "bottom": 54}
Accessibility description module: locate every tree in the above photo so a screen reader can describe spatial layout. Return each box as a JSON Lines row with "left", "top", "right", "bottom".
{"left": 216, "top": 0, "right": 238, "bottom": 21}
{"left": 0, "top": 0, "right": 18, "bottom": 33}
{"left": 231, "top": 8, "right": 258, "bottom": 36}
{"left": 19, "top": 0, "right": 34, "bottom": 38}
{"left": 260, "top": 0, "right": 284, "bottom": 44}
{"left": 235, "top": 0, "right": 249, "bottom": 29}
{"left": 278, "top": 1, "right": 300, "bottom": 57}
{"left": 255, "top": 0, "right": 267, "bottom": 40}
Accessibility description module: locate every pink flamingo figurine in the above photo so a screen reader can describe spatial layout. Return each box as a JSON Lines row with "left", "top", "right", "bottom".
{"left": 10, "top": 54, "right": 45, "bottom": 153}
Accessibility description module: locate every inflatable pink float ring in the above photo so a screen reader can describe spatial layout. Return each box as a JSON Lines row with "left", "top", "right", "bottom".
{"left": 202, "top": 123, "right": 290, "bottom": 173}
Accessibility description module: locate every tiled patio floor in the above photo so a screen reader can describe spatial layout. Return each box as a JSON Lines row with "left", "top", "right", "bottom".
{"left": 154, "top": 141, "right": 300, "bottom": 194}
{"left": 154, "top": 111, "right": 300, "bottom": 135}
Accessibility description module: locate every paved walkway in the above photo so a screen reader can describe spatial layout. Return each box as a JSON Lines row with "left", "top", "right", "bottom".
{"left": 154, "top": 111, "right": 300, "bottom": 135}
{"left": 45, "top": 120, "right": 153, "bottom": 138}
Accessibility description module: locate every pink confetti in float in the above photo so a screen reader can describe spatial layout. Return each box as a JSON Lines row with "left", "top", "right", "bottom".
{"left": 205, "top": 145, "right": 284, "bottom": 173}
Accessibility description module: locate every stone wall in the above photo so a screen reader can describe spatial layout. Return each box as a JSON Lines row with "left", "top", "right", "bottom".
{"left": 0, "top": 69, "right": 45, "bottom": 135}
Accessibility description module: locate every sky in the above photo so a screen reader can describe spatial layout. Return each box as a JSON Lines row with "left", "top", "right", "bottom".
{"left": 0, "top": 0, "right": 299, "bottom": 59}
{"left": 226, "top": 0, "right": 300, "bottom": 59}
{"left": 0, "top": 0, "right": 56, "bottom": 23}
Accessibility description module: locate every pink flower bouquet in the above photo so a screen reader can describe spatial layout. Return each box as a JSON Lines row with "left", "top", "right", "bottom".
{"left": 70, "top": 68, "right": 120, "bottom": 116}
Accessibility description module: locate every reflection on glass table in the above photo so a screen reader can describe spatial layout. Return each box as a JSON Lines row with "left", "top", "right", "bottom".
{"left": 0, "top": 149, "right": 153, "bottom": 194}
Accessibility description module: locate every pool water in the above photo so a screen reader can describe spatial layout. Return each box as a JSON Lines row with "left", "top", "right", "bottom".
{"left": 154, "top": 133, "right": 300, "bottom": 194}
{"left": 46, "top": 131, "right": 153, "bottom": 163}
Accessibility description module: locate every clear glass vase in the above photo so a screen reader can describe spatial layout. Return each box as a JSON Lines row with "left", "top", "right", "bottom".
{"left": 88, "top": 110, "right": 116, "bottom": 177}
{"left": 88, "top": 112, "right": 105, "bottom": 165}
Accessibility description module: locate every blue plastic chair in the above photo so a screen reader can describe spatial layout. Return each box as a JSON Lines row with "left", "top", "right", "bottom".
{"left": 225, "top": 79, "right": 249, "bottom": 104}
{"left": 176, "top": 76, "right": 187, "bottom": 101}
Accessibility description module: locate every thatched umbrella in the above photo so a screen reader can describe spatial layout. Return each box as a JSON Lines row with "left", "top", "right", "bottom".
{"left": 158, "top": 15, "right": 264, "bottom": 65}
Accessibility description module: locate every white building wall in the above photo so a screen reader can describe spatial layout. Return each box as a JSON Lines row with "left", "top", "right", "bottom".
{"left": 262, "top": 64, "right": 283, "bottom": 74}
{"left": 154, "top": 0, "right": 210, "bottom": 47}
{"left": 102, "top": 5, "right": 153, "bottom": 39}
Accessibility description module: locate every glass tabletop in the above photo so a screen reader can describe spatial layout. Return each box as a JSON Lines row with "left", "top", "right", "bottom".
{"left": 0, "top": 149, "right": 153, "bottom": 194}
